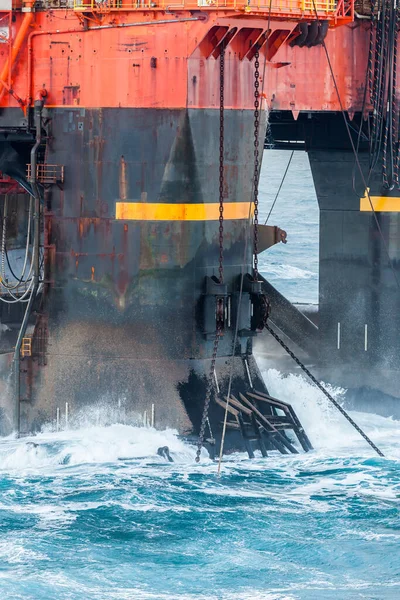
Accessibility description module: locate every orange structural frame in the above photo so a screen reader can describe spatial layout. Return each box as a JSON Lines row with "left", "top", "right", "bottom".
{"left": 0, "top": 1, "right": 369, "bottom": 113}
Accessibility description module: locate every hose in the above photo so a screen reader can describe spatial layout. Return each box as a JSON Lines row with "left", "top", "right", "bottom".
{"left": 0, "top": 185, "right": 44, "bottom": 303}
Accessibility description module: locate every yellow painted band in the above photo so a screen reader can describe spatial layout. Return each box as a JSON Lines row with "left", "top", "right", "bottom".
{"left": 115, "top": 202, "right": 253, "bottom": 221}
{"left": 360, "top": 189, "right": 400, "bottom": 212}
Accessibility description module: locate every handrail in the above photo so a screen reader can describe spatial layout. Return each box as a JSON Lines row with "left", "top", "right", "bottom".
{"left": 72, "top": 0, "right": 354, "bottom": 21}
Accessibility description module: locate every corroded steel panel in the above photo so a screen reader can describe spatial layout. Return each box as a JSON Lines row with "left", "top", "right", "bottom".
{"left": 12, "top": 106, "right": 265, "bottom": 434}
{"left": 0, "top": 9, "right": 371, "bottom": 114}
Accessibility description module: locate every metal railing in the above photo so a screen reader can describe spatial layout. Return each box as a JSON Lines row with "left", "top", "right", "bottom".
{"left": 73, "top": 0, "right": 353, "bottom": 20}
{"left": 27, "top": 164, "right": 64, "bottom": 185}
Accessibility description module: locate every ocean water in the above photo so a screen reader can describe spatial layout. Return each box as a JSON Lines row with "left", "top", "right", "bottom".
{"left": 0, "top": 376, "right": 398, "bottom": 600}
{"left": 258, "top": 151, "right": 319, "bottom": 304}
{"left": 0, "top": 153, "right": 399, "bottom": 600}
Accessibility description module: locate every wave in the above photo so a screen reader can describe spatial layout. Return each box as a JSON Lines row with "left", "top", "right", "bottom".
{"left": 0, "top": 424, "right": 208, "bottom": 474}
{"left": 260, "top": 366, "right": 400, "bottom": 459}
{"left": 0, "top": 364, "right": 398, "bottom": 476}
{"left": 261, "top": 264, "right": 317, "bottom": 280}
{"left": 0, "top": 373, "right": 399, "bottom": 600}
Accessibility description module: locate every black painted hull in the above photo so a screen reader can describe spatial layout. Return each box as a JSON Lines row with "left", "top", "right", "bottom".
{"left": 0, "top": 107, "right": 267, "bottom": 436}
{"left": 268, "top": 112, "right": 400, "bottom": 418}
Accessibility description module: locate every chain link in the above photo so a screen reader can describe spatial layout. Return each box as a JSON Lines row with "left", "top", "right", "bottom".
{"left": 264, "top": 323, "right": 384, "bottom": 458}
{"left": 218, "top": 44, "right": 225, "bottom": 284}
{"left": 392, "top": 4, "right": 400, "bottom": 188}
{"left": 382, "top": 0, "right": 392, "bottom": 188}
{"left": 253, "top": 50, "right": 260, "bottom": 282}
{"left": 370, "top": 0, "right": 386, "bottom": 170}
{"left": 367, "top": 0, "right": 377, "bottom": 103}
{"left": 195, "top": 327, "right": 221, "bottom": 463}
{"left": 196, "top": 45, "right": 225, "bottom": 463}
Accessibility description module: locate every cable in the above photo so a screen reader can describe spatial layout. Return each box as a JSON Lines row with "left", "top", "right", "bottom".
{"left": 0, "top": 196, "right": 41, "bottom": 303}
{"left": 1, "top": 196, "right": 34, "bottom": 291}
{"left": 217, "top": 191, "right": 253, "bottom": 475}
{"left": 264, "top": 150, "right": 294, "bottom": 224}
{"left": 5, "top": 244, "right": 44, "bottom": 284}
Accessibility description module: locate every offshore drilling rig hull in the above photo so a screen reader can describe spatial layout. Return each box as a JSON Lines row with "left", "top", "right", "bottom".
{"left": 267, "top": 109, "right": 400, "bottom": 417}
{"left": 0, "top": 2, "right": 369, "bottom": 438}
{"left": 0, "top": 106, "right": 262, "bottom": 435}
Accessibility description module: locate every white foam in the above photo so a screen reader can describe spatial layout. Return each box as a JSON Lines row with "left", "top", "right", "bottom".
{"left": 0, "top": 424, "right": 208, "bottom": 474}
{"left": 0, "top": 367, "right": 398, "bottom": 476}
{"left": 259, "top": 366, "right": 400, "bottom": 458}
{"left": 262, "top": 263, "right": 316, "bottom": 280}
{"left": 0, "top": 540, "right": 46, "bottom": 564}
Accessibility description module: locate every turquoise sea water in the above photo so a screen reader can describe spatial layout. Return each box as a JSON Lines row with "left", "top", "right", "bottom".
{"left": 0, "top": 154, "right": 399, "bottom": 600}
{"left": 258, "top": 151, "right": 319, "bottom": 304}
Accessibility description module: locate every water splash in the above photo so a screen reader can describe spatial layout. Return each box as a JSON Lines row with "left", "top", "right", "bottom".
{"left": 261, "top": 366, "right": 400, "bottom": 459}
{"left": 0, "top": 424, "right": 209, "bottom": 474}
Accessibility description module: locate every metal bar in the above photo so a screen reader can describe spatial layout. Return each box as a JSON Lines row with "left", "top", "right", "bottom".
{"left": 244, "top": 358, "right": 253, "bottom": 388}
{"left": 214, "top": 368, "right": 220, "bottom": 393}
{"left": 237, "top": 413, "right": 254, "bottom": 458}
{"left": 250, "top": 412, "right": 268, "bottom": 457}
{"left": 70, "top": 0, "right": 349, "bottom": 16}
{"left": 239, "top": 392, "right": 299, "bottom": 453}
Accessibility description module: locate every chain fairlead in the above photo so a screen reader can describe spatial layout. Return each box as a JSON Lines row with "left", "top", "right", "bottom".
{"left": 253, "top": 49, "right": 260, "bottom": 281}
{"left": 251, "top": 293, "right": 270, "bottom": 332}
{"left": 196, "top": 43, "right": 226, "bottom": 463}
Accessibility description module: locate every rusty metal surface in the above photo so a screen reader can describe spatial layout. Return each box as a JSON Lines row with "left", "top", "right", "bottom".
{"left": 256, "top": 224, "right": 287, "bottom": 253}
{"left": 0, "top": 10, "right": 370, "bottom": 114}
{"left": 11, "top": 106, "right": 267, "bottom": 434}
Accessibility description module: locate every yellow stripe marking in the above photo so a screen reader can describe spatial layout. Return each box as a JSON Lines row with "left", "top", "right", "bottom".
{"left": 360, "top": 189, "right": 400, "bottom": 212}
{"left": 115, "top": 202, "right": 253, "bottom": 221}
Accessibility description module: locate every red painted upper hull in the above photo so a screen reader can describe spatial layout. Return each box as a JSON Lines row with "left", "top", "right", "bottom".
{"left": 0, "top": 8, "right": 369, "bottom": 113}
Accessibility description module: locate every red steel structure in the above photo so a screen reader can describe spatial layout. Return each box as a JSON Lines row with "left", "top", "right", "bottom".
{"left": 0, "top": 1, "right": 357, "bottom": 113}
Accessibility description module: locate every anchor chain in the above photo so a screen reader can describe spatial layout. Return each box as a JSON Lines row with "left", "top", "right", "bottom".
{"left": 196, "top": 44, "right": 225, "bottom": 463}
{"left": 195, "top": 327, "right": 221, "bottom": 463}
{"left": 392, "top": 4, "right": 400, "bottom": 188}
{"left": 253, "top": 49, "right": 260, "bottom": 282}
{"left": 218, "top": 43, "right": 225, "bottom": 285}
{"left": 249, "top": 49, "right": 270, "bottom": 333}
{"left": 264, "top": 323, "right": 385, "bottom": 458}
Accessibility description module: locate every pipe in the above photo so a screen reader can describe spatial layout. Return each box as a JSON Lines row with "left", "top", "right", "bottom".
{"left": 13, "top": 97, "right": 43, "bottom": 434}
{"left": 0, "top": 1, "right": 35, "bottom": 104}
{"left": 26, "top": 16, "right": 202, "bottom": 106}
{"left": 355, "top": 12, "right": 371, "bottom": 20}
